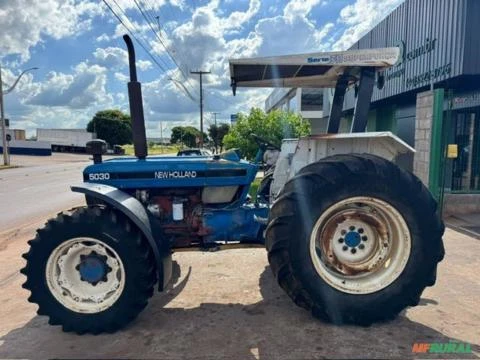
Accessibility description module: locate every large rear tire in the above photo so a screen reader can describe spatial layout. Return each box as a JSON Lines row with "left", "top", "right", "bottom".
{"left": 266, "top": 154, "right": 444, "bottom": 325}
{"left": 21, "top": 206, "right": 157, "bottom": 334}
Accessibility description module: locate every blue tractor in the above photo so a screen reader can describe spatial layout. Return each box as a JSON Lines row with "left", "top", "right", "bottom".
{"left": 21, "top": 36, "right": 444, "bottom": 334}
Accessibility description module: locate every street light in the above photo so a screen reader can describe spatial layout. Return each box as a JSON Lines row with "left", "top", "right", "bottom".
{"left": 0, "top": 66, "right": 38, "bottom": 165}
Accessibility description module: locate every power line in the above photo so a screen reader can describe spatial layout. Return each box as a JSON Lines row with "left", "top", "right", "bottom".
{"left": 104, "top": 0, "right": 196, "bottom": 101}
{"left": 102, "top": 0, "right": 169, "bottom": 73}
{"left": 134, "top": 0, "right": 198, "bottom": 97}
{"left": 133, "top": 0, "right": 182, "bottom": 72}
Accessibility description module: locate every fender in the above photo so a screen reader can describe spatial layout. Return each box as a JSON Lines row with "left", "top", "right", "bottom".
{"left": 71, "top": 183, "right": 172, "bottom": 291}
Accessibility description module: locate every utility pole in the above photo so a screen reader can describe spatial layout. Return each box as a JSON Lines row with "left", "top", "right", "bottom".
{"left": 190, "top": 70, "right": 210, "bottom": 147}
{"left": 0, "top": 64, "right": 38, "bottom": 165}
{"left": 211, "top": 112, "right": 220, "bottom": 153}
{"left": 160, "top": 120, "right": 163, "bottom": 144}
{"left": 211, "top": 112, "right": 220, "bottom": 127}
{"left": 0, "top": 64, "right": 7, "bottom": 166}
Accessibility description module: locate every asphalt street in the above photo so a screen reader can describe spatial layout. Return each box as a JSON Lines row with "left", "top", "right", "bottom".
{"left": 0, "top": 154, "right": 89, "bottom": 231}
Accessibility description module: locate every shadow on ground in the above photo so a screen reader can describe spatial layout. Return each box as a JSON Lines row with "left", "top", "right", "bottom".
{"left": 1, "top": 264, "right": 478, "bottom": 360}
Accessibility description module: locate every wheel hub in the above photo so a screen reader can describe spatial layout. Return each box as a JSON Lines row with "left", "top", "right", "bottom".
{"left": 330, "top": 218, "right": 379, "bottom": 267}
{"left": 76, "top": 251, "right": 111, "bottom": 285}
{"left": 46, "top": 238, "right": 125, "bottom": 314}
{"left": 344, "top": 231, "right": 361, "bottom": 247}
{"left": 309, "top": 197, "right": 412, "bottom": 294}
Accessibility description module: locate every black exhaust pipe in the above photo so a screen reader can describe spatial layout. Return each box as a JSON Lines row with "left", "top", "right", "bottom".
{"left": 123, "top": 34, "right": 148, "bottom": 159}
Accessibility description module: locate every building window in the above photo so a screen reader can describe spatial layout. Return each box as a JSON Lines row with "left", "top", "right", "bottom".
{"left": 301, "top": 89, "right": 323, "bottom": 111}
{"left": 289, "top": 95, "right": 298, "bottom": 112}
{"left": 451, "top": 112, "right": 480, "bottom": 191}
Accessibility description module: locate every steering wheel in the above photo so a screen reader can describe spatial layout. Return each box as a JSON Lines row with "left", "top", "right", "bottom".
{"left": 250, "top": 134, "right": 280, "bottom": 151}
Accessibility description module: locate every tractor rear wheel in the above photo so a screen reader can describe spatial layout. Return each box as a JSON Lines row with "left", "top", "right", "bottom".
{"left": 21, "top": 206, "right": 156, "bottom": 334}
{"left": 266, "top": 154, "right": 444, "bottom": 325}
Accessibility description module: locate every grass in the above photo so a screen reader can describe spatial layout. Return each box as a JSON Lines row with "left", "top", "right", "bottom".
{"left": 122, "top": 144, "right": 181, "bottom": 156}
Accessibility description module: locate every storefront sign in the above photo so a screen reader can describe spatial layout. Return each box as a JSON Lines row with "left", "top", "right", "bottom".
{"left": 382, "top": 37, "right": 452, "bottom": 88}
{"left": 406, "top": 63, "right": 452, "bottom": 88}
{"left": 451, "top": 91, "right": 480, "bottom": 109}
{"left": 397, "top": 38, "right": 437, "bottom": 64}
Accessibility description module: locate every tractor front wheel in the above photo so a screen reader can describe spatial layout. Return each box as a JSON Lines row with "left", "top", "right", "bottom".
{"left": 266, "top": 154, "right": 444, "bottom": 325}
{"left": 21, "top": 206, "right": 156, "bottom": 334}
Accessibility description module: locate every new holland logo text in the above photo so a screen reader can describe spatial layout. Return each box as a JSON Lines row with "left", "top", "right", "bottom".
{"left": 155, "top": 170, "right": 197, "bottom": 179}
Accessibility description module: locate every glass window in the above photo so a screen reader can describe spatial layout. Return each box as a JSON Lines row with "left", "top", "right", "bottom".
{"left": 451, "top": 112, "right": 480, "bottom": 191}
{"left": 301, "top": 89, "right": 324, "bottom": 111}
{"left": 289, "top": 95, "right": 298, "bottom": 112}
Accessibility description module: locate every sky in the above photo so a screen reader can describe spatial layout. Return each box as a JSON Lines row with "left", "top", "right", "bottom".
{"left": 0, "top": 0, "right": 404, "bottom": 138}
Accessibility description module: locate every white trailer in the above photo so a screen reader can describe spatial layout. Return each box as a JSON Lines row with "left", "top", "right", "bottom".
{"left": 37, "top": 129, "right": 96, "bottom": 153}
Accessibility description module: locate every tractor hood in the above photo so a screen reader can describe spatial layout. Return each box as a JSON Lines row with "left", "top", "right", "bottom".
{"left": 83, "top": 155, "right": 258, "bottom": 189}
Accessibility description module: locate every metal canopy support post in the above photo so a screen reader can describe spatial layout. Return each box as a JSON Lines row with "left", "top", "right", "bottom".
{"left": 351, "top": 67, "right": 376, "bottom": 133}
{"left": 327, "top": 74, "right": 349, "bottom": 134}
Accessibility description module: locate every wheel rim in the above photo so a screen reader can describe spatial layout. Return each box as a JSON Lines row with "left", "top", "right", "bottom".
{"left": 46, "top": 237, "right": 125, "bottom": 314}
{"left": 309, "top": 196, "right": 411, "bottom": 294}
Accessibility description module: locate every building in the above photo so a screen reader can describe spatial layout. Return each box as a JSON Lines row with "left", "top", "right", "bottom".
{"left": 266, "top": 88, "right": 326, "bottom": 133}
{"left": 36, "top": 129, "right": 95, "bottom": 152}
{"left": 0, "top": 128, "right": 51, "bottom": 156}
{"left": 265, "top": 0, "right": 480, "bottom": 215}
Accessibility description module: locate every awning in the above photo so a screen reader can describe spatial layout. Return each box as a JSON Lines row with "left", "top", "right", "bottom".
{"left": 229, "top": 47, "right": 399, "bottom": 91}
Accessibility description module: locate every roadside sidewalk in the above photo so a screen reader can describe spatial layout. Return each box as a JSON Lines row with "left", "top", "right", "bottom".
{"left": 445, "top": 213, "right": 480, "bottom": 239}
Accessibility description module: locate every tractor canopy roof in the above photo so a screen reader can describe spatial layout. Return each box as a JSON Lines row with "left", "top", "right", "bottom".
{"left": 229, "top": 47, "right": 399, "bottom": 90}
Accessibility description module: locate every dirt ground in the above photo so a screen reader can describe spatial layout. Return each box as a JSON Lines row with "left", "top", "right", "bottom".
{"left": 0, "top": 220, "right": 479, "bottom": 359}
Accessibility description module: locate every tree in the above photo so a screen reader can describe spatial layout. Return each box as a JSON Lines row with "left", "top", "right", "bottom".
{"left": 170, "top": 126, "right": 208, "bottom": 148}
{"left": 223, "top": 108, "right": 310, "bottom": 160}
{"left": 87, "top": 109, "right": 132, "bottom": 146}
{"left": 208, "top": 123, "right": 230, "bottom": 153}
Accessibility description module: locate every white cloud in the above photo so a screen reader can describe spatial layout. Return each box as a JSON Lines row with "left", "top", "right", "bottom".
{"left": 93, "top": 46, "right": 153, "bottom": 72}
{"left": 114, "top": 72, "right": 129, "bottom": 83}
{"left": 93, "top": 47, "right": 129, "bottom": 69}
{"left": 283, "top": 0, "right": 322, "bottom": 22}
{"left": 0, "top": 0, "right": 101, "bottom": 62}
{"left": 3, "top": 61, "right": 116, "bottom": 136}
{"left": 333, "top": 0, "right": 404, "bottom": 50}
{"left": 96, "top": 33, "right": 110, "bottom": 42}
{"left": 138, "top": 60, "right": 153, "bottom": 71}
{"left": 222, "top": 0, "right": 260, "bottom": 31}
{"left": 26, "top": 62, "right": 112, "bottom": 109}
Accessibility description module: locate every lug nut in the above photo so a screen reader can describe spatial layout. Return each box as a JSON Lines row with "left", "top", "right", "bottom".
{"left": 351, "top": 248, "right": 357, "bottom": 254}
{"left": 342, "top": 246, "right": 348, "bottom": 251}
{"left": 349, "top": 226, "right": 355, "bottom": 231}
{"left": 362, "top": 236, "right": 368, "bottom": 241}
{"left": 358, "top": 228, "right": 364, "bottom": 234}
{"left": 359, "top": 244, "right": 365, "bottom": 250}
{"left": 341, "top": 230, "right": 347, "bottom": 235}
{"left": 338, "top": 238, "right": 344, "bottom": 243}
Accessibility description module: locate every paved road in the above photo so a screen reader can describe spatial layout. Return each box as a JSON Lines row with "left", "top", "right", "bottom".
{"left": 0, "top": 155, "right": 89, "bottom": 231}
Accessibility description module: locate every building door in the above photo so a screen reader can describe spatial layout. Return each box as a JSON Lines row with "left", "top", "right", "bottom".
{"left": 451, "top": 111, "right": 480, "bottom": 191}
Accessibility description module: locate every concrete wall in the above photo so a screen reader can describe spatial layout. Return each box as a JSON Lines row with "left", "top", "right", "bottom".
{"left": 444, "top": 193, "right": 480, "bottom": 215}
{"left": 413, "top": 90, "right": 434, "bottom": 186}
